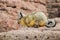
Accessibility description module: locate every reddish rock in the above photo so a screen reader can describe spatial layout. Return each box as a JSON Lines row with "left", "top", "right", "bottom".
{"left": 46, "top": 0, "right": 56, "bottom": 3}
{"left": 29, "top": 0, "right": 46, "bottom": 4}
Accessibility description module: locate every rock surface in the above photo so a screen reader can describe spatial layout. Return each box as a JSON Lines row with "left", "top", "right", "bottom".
{"left": 0, "top": 29, "right": 60, "bottom": 40}
{"left": 47, "top": 0, "right": 60, "bottom": 18}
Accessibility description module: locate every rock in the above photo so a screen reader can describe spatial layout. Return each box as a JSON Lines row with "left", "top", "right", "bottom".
{"left": 47, "top": 0, "right": 56, "bottom": 3}
{"left": 22, "top": 0, "right": 46, "bottom": 4}
{"left": 57, "top": 0, "right": 60, "bottom": 2}
{"left": 48, "top": 8, "right": 58, "bottom": 18}
{"left": 0, "top": 29, "right": 60, "bottom": 40}
{"left": 29, "top": 0, "right": 46, "bottom": 4}
{"left": 54, "top": 18, "right": 60, "bottom": 23}
{"left": 0, "top": 11, "right": 19, "bottom": 32}
{"left": 47, "top": 0, "right": 60, "bottom": 18}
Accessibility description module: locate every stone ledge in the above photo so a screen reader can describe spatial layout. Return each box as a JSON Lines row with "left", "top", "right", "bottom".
{"left": 0, "top": 29, "right": 60, "bottom": 40}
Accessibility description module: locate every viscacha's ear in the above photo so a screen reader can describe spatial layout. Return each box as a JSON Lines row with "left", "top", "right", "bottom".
{"left": 20, "top": 12, "right": 23, "bottom": 18}
{"left": 18, "top": 12, "right": 24, "bottom": 19}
